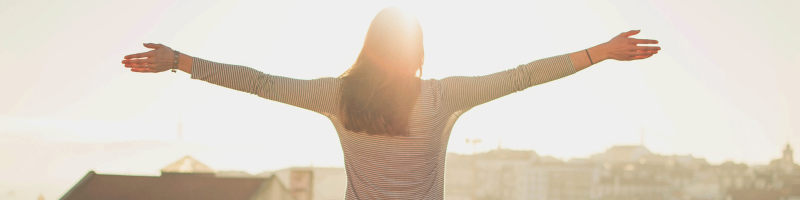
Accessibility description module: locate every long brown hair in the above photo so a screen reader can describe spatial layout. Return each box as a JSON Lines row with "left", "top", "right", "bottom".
{"left": 339, "top": 7, "right": 424, "bottom": 136}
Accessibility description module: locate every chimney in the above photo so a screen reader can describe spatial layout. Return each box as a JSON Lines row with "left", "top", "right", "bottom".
{"left": 290, "top": 169, "right": 314, "bottom": 200}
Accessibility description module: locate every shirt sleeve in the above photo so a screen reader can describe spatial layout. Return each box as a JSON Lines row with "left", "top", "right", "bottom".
{"left": 439, "top": 54, "right": 576, "bottom": 113}
{"left": 190, "top": 57, "right": 340, "bottom": 116}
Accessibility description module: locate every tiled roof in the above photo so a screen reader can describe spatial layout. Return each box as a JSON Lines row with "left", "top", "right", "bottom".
{"left": 61, "top": 171, "right": 275, "bottom": 200}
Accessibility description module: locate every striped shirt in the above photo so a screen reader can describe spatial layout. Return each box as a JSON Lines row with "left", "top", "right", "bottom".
{"left": 190, "top": 54, "right": 576, "bottom": 199}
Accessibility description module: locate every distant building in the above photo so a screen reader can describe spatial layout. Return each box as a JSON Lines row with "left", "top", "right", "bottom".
{"left": 595, "top": 163, "right": 670, "bottom": 200}
{"left": 715, "top": 161, "right": 752, "bottom": 192}
{"left": 528, "top": 163, "right": 599, "bottom": 200}
{"left": 684, "top": 165, "right": 721, "bottom": 200}
{"left": 444, "top": 148, "right": 604, "bottom": 200}
{"left": 723, "top": 143, "right": 800, "bottom": 200}
{"left": 444, "top": 152, "right": 474, "bottom": 200}
{"left": 61, "top": 156, "right": 295, "bottom": 200}
{"left": 595, "top": 177, "right": 670, "bottom": 200}
{"left": 441, "top": 143, "right": 800, "bottom": 200}
{"left": 591, "top": 145, "right": 652, "bottom": 164}
{"left": 472, "top": 148, "right": 538, "bottom": 200}
{"left": 161, "top": 155, "right": 216, "bottom": 175}
{"left": 266, "top": 167, "right": 347, "bottom": 200}
{"left": 784, "top": 143, "right": 796, "bottom": 174}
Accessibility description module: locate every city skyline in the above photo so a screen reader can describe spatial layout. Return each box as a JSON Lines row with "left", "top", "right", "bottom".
{"left": 4, "top": 138, "right": 793, "bottom": 200}
{"left": 2, "top": 133, "right": 793, "bottom": 176}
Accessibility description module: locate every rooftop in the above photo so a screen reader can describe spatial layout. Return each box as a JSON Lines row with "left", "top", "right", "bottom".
{"left": 160, "top": 156, "right": 215, "bottom": 174}
{"left": 61, "top": 171, "right": 283, "bottom": 200}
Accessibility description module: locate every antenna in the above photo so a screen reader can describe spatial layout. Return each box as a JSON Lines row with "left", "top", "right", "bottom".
{"left": 498, "top": 138, "right": 502, "bottom": 150}
{"left": 640, "top": 127, "right": 644, "bottom": 146}
{"left": 466, "top": 138, "right": 482, "bottom": 155}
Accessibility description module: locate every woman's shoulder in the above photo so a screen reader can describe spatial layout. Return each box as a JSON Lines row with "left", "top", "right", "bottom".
{"left": 421, "top": 78, "right": 443, "bottom": 89}
{"left": 418, "top": 78, "right": 444, "bottom": 100}
{"left": 312, "top": 77, "right": 343, "bottom": 84}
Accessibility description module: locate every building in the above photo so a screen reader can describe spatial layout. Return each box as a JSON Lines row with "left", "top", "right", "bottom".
{"left": 442, "top": 143, "right": 800, "bottom": 200}
{"left": 595, "top": 162, "right": 671, "bottom": 200}
{"left": 528, "top": 163, "right": 599, "bottom": 200}
{"left": 61, "top": 156, "right": 295, "bottom": 200}
{"left": 472, "top": 148, "right": 538, "bottom": 200}
{"left": 683, "top": 165, "right": 721, "bottom": 200}
{"left": 595, "top": 176, "right": 670, "bottom": 200}
{"left": 444, "top": 152, "right": 475, "bottom": 200}
{"left": 265, "top": 167, "right": 347, "bottom": 200}
{"left": 723, "top": 143, "right": 800, "bottom": 200}
{"left": 444, "top": 148, "right": 603, "bottom": 200}
{"left": 784, "top": 143, "right": 796, "bottom": 174}
{"left": 591, "top": 145, "right": 652, "bottom": 164}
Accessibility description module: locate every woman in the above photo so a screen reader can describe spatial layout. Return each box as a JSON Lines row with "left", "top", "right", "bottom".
{"left": 122, "top": 7, "right": 660, "bottom": 199}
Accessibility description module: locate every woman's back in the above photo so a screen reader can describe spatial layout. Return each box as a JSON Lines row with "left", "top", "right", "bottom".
{"left": 333, "top": 79, "right": 450, "bottom": 199}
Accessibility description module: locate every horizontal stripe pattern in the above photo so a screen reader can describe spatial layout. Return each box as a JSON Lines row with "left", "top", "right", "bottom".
{"left": 190, "top": 54, "right": 576, "bottom": 199}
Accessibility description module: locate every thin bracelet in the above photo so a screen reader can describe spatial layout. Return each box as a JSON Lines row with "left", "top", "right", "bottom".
{"left": 585, "top": 49, "right": 594, "bottom": 65}
{"left": 172, "top": 50, "right": 180, "bottom": 73}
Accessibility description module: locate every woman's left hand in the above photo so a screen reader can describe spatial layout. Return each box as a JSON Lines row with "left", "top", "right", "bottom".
{"left": 121, "top": 43, "right": 176, "bottom": 73}
{"left": 599, "top": 30, "right": 660, "bottom": 61}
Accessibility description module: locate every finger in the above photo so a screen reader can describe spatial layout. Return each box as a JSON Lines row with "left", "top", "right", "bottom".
{"left": 633, "top": 54, "right": 654, "bottom": 60}
{"left": 627, "top": 50, "right": 655, "bottom": 57}
{"left": 124, "top": 62, "right": 158, "bottom": 68}
{"left": 621, "top": 30, "right": 641, "bottom": 37}
{"left": 646, "top": 49, "right": 660, "bottom": 54}
{"left": 131, "top": 68, "right": 159, "bottom": 73}
{"left": 634, "top": 46, "right": 661, "bottom": 51}
{"left": 629, "top": 51, "right": 657, "bottom": 57}
{"left": 122, "top": 58, "right": 155, "bottom": 65}
{"left": 124, "top": 63, "right": 152, "bottom": 68}
{"left": 143, "top": 43, "right": 166, "bottom": 49}
{"left": 630, "top": 38, "right": 658, "bottom": 44}
{"left": 124, "top": 51, "right": 154, "bottom": 59}
{"left": 630, "top": 50, "right": 658, "bottom": 55}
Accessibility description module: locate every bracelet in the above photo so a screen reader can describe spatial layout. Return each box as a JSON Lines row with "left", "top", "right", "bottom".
{"left": 172, "top": 50, "right": 180, "bottom": 73}
{"left": 585, "top": 49, "right": 594, "bottom": 65}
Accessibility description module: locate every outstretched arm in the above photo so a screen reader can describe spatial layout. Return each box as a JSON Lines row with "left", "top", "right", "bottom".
{"left": 440, "top": 30, "right": 660, "bottom": 113}
{"left": 122, "top": 44, "right": 340, "bottom": 116}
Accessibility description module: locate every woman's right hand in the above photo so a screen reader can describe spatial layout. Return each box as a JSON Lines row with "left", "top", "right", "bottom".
{"left": 121, "top": 43, "right": 177, "bottom": 73}
{"left": 597, "top": 30, "right": 661, "bottom": 61}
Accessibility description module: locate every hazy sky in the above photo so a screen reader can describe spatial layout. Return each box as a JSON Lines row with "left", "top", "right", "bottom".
{"left": 1, "top": 0, "right": 799, "bottom": 198}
